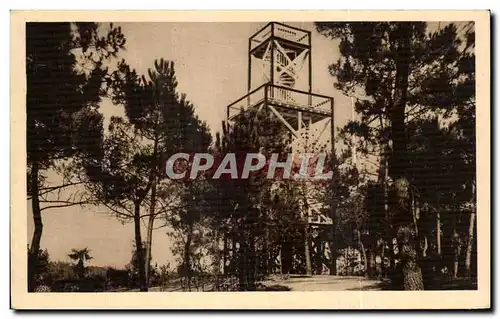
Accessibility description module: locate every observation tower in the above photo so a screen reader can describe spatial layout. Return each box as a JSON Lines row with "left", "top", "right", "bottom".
{"left": 225, "top": 22, "right": 336, "bottom": 275}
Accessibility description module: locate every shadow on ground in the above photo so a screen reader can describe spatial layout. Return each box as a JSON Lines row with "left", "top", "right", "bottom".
{"left": 344, "top": 280, "right": 392, "bottom": 291}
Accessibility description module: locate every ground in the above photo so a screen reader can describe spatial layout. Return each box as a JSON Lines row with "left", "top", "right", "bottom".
{"left": 260, "top": 275, "right": 387, "bottom": 291}
{"left": 127, "top": 275, "right": 388, "bottom": 292}
{"left": 121, "top": 274, "right": 477, "bottom": 292}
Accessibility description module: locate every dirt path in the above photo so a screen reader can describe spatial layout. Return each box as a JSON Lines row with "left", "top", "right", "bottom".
{"left": 261, "top": 275, "right": 386, "bottom": 291}
{"left": 140, "top": 275, "right": 386, "bottom": 292}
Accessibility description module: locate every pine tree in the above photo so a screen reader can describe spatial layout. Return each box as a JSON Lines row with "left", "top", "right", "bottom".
{"left": 205, "top": 108, "right": 289, "bottom": 290}
{"left": 26, "top": 22, "right": 125, "bottom": 291}
{"left": 78, "top": 59, "right": 211, "bottom": 291}
{"left": 316, "top": 21, "right": 474, "bottom": 289}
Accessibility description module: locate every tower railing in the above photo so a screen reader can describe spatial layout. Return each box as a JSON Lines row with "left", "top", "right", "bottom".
{"left": 267, "top": 85, "right": 331, "bottom": 114}
{"left": 227, "top": 83, "right": 267, "bottom": 120}
{"left": 227, "top": 83, "right": 332, "bottom": 121}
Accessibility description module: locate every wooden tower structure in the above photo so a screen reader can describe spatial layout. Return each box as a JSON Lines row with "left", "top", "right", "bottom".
{"left": 225, "top": 22, "right": 336, "bottom": 275}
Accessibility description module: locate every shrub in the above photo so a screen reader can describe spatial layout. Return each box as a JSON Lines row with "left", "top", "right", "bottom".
{"left": 34, "top": 285, "right": 51, "bottom": 292}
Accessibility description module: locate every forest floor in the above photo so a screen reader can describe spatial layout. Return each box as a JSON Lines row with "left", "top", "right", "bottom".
{"left": 259, "top": 275, "right": 387, "bottom": 291}
{"left": 139, "top": 275, "right": 388, "bottom": 292}
{"left": 127, "top": 275, "right": 476, "bottom": 292}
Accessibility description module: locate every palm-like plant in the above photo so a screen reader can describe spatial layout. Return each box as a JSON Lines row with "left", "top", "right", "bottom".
{"left": 68, "top": 248, "right": 93, "bottom": 278}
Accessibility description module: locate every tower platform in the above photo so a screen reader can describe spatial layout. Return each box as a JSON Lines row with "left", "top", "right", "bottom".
{"left": 227, "top": 83, "right": 333, "bottom": 131}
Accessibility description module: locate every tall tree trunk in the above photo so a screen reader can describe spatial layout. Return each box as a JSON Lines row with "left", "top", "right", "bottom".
{"left": 247, "top": 234, "right": 256, "bottom": 290}
{"left": 412, "top": 193, "right": 427, "bottom": 261}
{"left": 217, "top": 235, "right": 222, "bottom": 290}
{"left": 436, "top": 192, "right": 442, "bottom": 256}
{"left": 28, "top": 161, "right": 42, "bottom": 292}
{"left": 436, "top": 211, "right": 442, "bottom": 256}
{"left": 329, "top": 198, "right": 338, "bottom": 276}
{"left": 232, "top": 235, "right": 237, "bottom": 276}
{"left": 390, "top": 23, "right": 424, "bottom": 290}
{"left": 368, "top": 249, "right": 377, "bottom": 278}
{"left": 144, "top": 179, "right": 156, "bottom": 287}
{"left": 264, "top": 223, "right": 270, "bottom": 275}
{"left": 357, "top": 230, "right": 368, "bottom": 276}
{"left": 452, "top": 228, "right": 460, "bottom": 279}
{"left": 223, "top": 235, "right": 228, "bottom": 275}
{"left": 387, "top": 234, "right": 395, "bottom": 270}
{"left": 237, "top": 225, "right": 247, "bottom": 291}
{"left": 133, "top": 204, "right": 147, "bottom": 292}
{"left": 398, "top": 226, "right": 425, "bottom": 290}
{"left": 279, "top": 244, "right": 284, "bottom": 275}
{"left": 381, "top": 241, "right": 386, "bottom": 277}
{"left": 366, "top": 228, "right": 378, "bottom": 277}
{"left": 213, "top": 229, "right": 221, "bottom": 290}
{"left": 380, "top": 142, "right": 393, "bottom": 274}
{"left": 345, "top": 246, "right": 350, "bottom": 276}
{"left": 184, "top": 229, "right": 192, "bottom": 291}
{"left": 238, "top": 243, "right": 247, "bottom": 290}
{"left": 465, "top": 211, "right": 476, "bottom": 278}
{"left": 330, "top": 239, "right": 337, "bottom": 275}
{"left": 304, "top": 225, "right": 312, "bottom": 276}
{"left": 144, "top": 136, "right": 158, "bottom": 286}
{"left": 465, "top": 182, "right": 476, "bottom": 278}
{"left": 421, "top": 236, "right": 428, "bottom": 258}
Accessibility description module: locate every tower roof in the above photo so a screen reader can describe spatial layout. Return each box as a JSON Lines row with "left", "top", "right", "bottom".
{"left": 250, "top": 22, "right": 311, "bottom": 54}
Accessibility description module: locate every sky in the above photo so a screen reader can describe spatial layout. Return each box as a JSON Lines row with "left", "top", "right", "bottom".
{"left": 27, "top": 22, "right": 357, "bottom": 268}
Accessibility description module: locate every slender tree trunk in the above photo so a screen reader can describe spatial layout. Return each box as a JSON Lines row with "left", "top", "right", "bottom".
{"left": 368, "top": 249, "right": 377, "bottom": 278}
{"left": 184, "top": 229, "right": 192, "bottom": 291}
{"left": 436, "top": 192, "right": 442, "bottom": 257}
{"left": 247, "top": 234, "right": 256, "bottom": 290}
{"left": 465, "top": 211, "right": 476, "bottom": 278}
{"left": 144, "top": 217, "right": 155, "bottom": 287}
{"left": 380, "top": 147, "right": 394, "bottom": 273}
{"left": 232, "top": 235, "right": 237, "bottom": 276}
{"left": 412, "top": 191, "right": 424, "bottom": 259}
{"left": 345, "top": 246, "right": 349, "bottom": 276}
{"left": 238, "top": 243, "right": 247, "bottom": 290}
{"left": 422, "top": 236, "right": 428, "bottom": 258}
{"left": 452, "top": 228, "right": 460, "bottom": 279}
{"left": 385, "top": 224, "right": 395, "bottom": 270}
{"left": 279, "top": 244, "right": 283, "bottom": 275}
{"left": 133, "top": 204, "right": 147, "bottom": 292}
{"left": 237, "top": 224, "right": 247, "bottom": 291}
{"left": 388, "top": 235, "right": 395, "bottom": 269}
{"left": 436, "top": 211, "right": 442, "bottom": 256}
{"left": 453, "top": 261, "right": 459, "bottom": 279}
{"left": 264, "top": 225, "right": 270, "bottom": 275}
{"left": 28, "top": 161, "right": 42, "bottom": 292}
{"left": 144, "top": 136, "right": 158, "bottom": 286}
{"left": 366, "top": 229, "right": 378, "bottom": 277}
{"left": 465, "top": 183, "right": 476, "bottom": 278}
{"left": 304, "top": 225, "right": 312, "bottom": 276}
{"left": 330, "top": 240, "right": 337, "bottom": 275}
{"left": 213, "top": 229, "right": 220, "bottom": 290}
{"left": 144, "top": 179, "right": 157, "bottom": 287}
{"left": 223, "top": 235, "right": 228, "bottom": 275}
{"left": 381, "top": 241, "right": 386, "bottom": 278}
{"left": 357, "top": 230, "right": 368, "bottom": 276}
{"left": 329, "top": 217, "right": 338, "bottom": 275}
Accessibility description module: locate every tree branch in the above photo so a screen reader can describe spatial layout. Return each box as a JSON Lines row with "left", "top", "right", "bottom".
{"left": 40, "top": 201, "right": 91, "bottom": 212}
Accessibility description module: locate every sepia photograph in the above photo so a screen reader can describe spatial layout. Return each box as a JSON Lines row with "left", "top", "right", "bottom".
{"left": 10, "top": 10, "right": 490, "bottom": 309}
